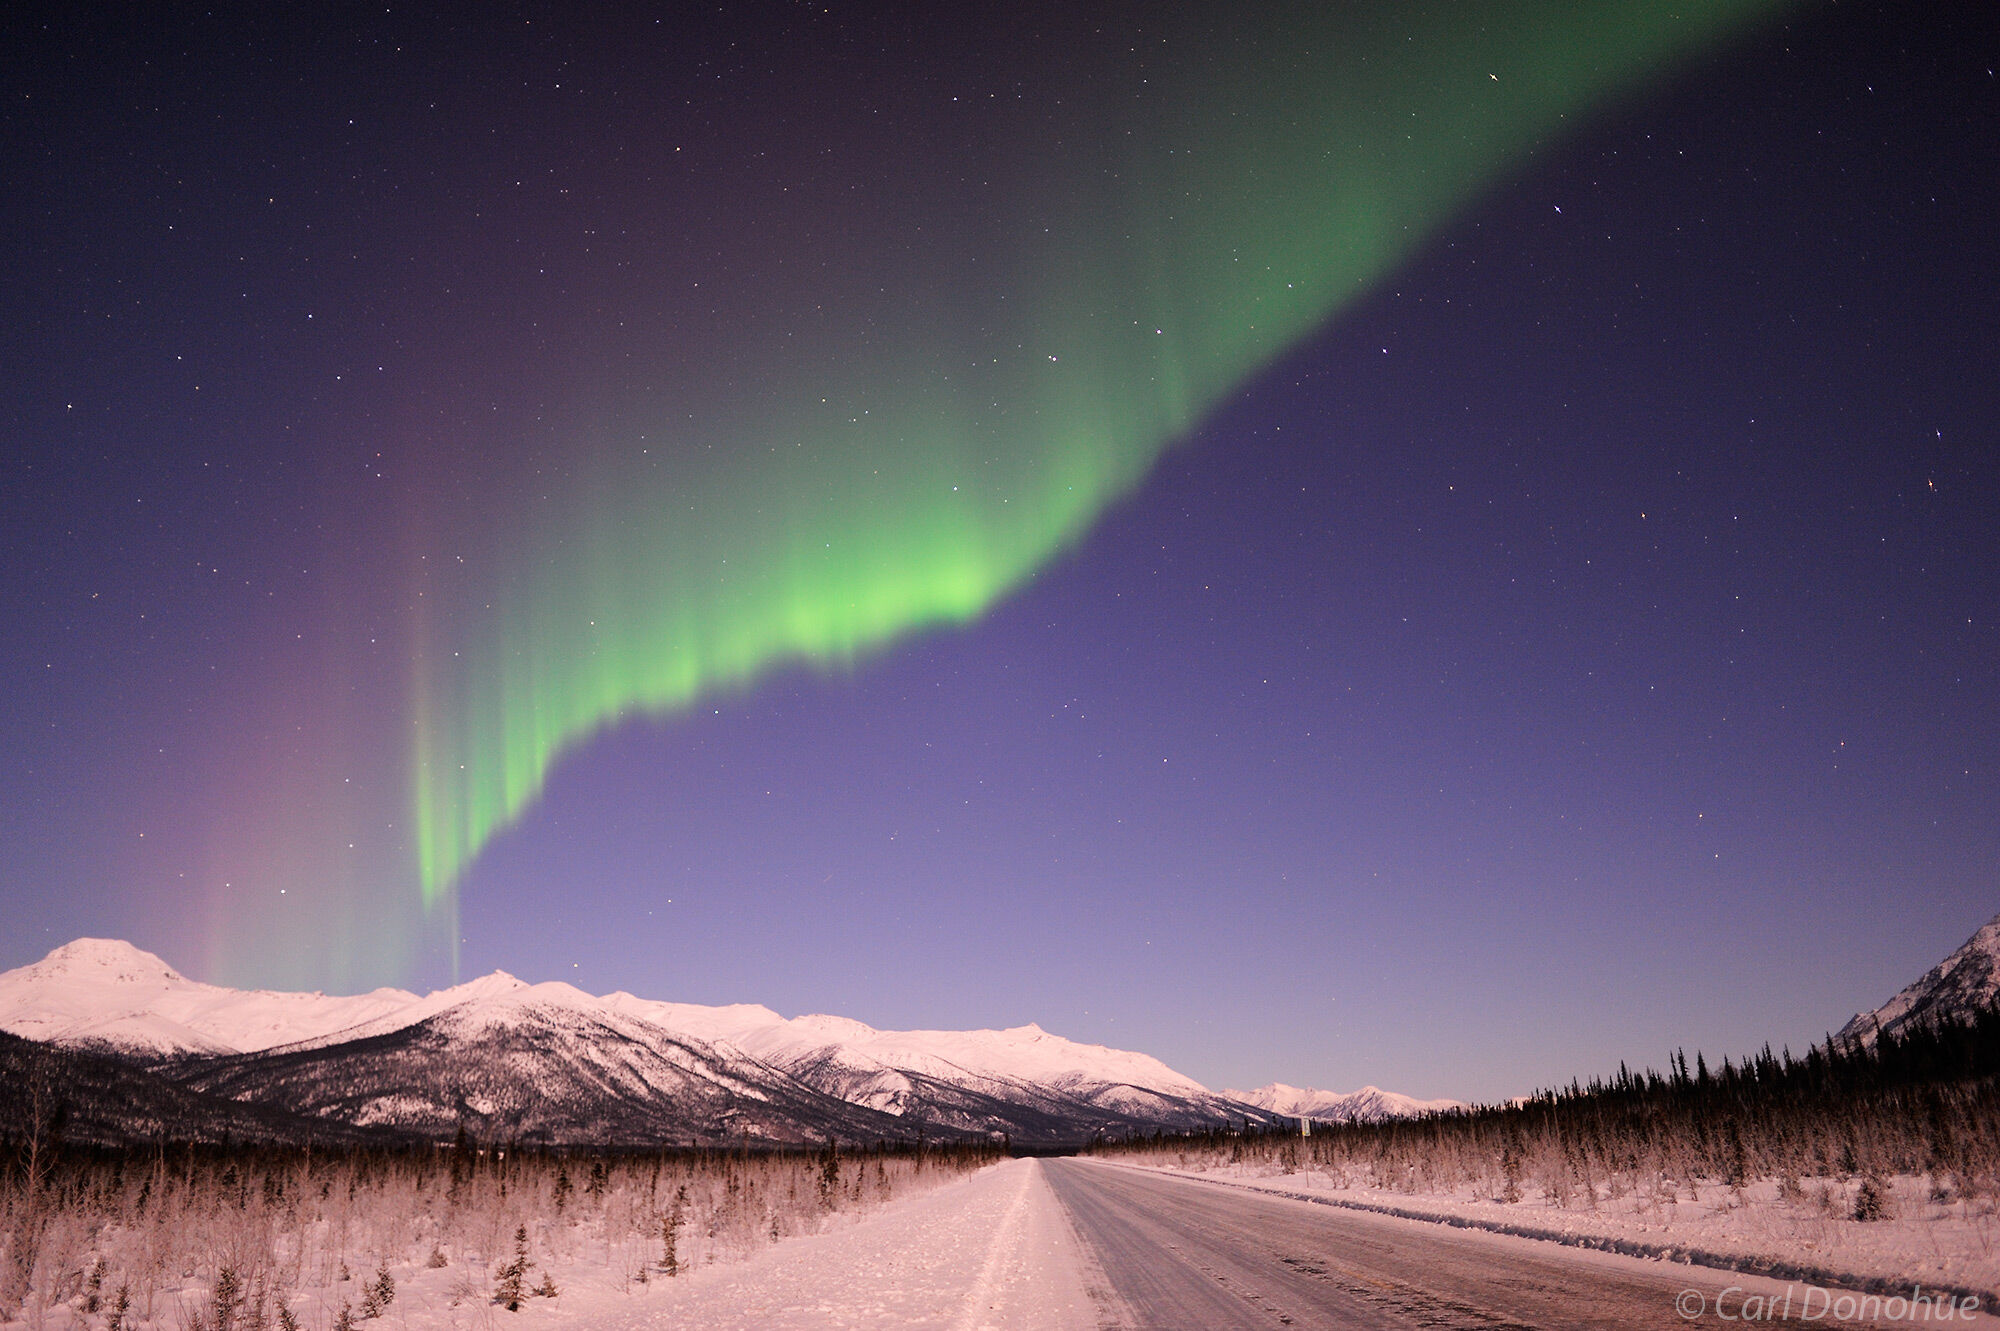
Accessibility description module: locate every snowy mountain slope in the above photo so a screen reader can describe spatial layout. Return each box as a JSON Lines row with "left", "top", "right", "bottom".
{"left": 166, "top": 993, "right": 914, "bottom": 1146}
{"left": 590, "top": 996, "right": 1216, "bottom": 1105}
{"left": 760, "top": 1043, "right": 1259, "bottom": 1142}
{"left": 1225, "top": 1082, "right": 1465, "bottom": 1122}
{"left": 679, "top": 1010, "right": 1250, "bottom": 1130}
{"left": 0, "top": 938, "right": 420, "bottom": 1055}
{"left": 1835, "top": 911, "right": 2000, "bottom": 1046}
{"left": 0, "top": 939, "right": 1282, "bottom": 1145}
{"left": 0, "top": 1028, "right": 390, "bottom": 1147}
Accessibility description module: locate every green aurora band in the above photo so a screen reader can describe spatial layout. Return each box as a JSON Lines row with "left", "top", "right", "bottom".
{"left": 409, "top": 2, "right": 1779, "bottom": 918}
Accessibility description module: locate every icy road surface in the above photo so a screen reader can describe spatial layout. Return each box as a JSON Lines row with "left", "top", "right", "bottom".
{"left": 1045, "top": 1160, "right": 1999, "bottom": 1329}
{"left": 579, "top": 1157, "right": 1097, "bottom": 1330}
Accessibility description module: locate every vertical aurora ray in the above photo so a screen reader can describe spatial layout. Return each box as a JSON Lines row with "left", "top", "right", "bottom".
{"left": 410, "top": 2, "right": 1781, "bottom": 918}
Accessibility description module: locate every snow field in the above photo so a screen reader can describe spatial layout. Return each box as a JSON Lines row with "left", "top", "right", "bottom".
{"left": 0, "top": 1145, "right": 1007, "bottom": 1330}
{"left": 573, "top": 1157, "right": 1095, "bottom": 1330}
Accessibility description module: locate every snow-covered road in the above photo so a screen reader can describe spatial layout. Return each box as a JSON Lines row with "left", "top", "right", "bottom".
{"left": 1046, "top": 1160, "right": 2000, "bottom": 1329}
{"left": 423, "top": 1153, "right": 2000, "bottom": 1330}
{"left": 566, "top": 1158, "right": 1097, "bottom": 1330}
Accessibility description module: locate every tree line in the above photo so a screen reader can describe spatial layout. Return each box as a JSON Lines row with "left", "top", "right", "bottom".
{"left": 1091, "top": 1005, "right": 2000, "bottom": 1214}
{"left": 0, "top": 1121, "right": 1006, "bottom": 1328}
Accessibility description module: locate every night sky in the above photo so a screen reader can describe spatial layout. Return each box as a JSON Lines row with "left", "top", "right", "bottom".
{"left": 4, "top": 2, "right": 1995, "bottom": 1104}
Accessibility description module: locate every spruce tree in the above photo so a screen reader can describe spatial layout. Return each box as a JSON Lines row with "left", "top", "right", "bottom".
{"left": 494, "top": 1226, "right": 532, "bottom": 1310}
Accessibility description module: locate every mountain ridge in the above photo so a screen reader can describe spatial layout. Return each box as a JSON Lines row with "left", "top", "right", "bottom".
{"left": 0, "top": 937, "right": 425, "bottom": 1056}
{"left": 0, "top": 939, "right": 1346, "bottom": 1146}
{"left": 1835, "top": 911, "right": 2000, "bottom": 1047}
{"left": 1225, "top": 1081, "right": 1466, "bottom": 1122}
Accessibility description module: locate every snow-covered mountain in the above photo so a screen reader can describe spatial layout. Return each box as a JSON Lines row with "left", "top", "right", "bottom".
{"left": 0, "top": 1028, "right": 386, "bottom": 1148}
{"left": 1835, "top": 911, "right": 2000, "bottom": 1047}
{"left": 0, "top": 939, "right": 1279, "bottom": 1146}
{"left": 1225, "top": 1082, "right": 1464, "bottom": 1122}
{"left": 0, "top": 937, "right": 423, "bottom": 1055}
{"left": 169, "top": 982, "right": 917, "bottom": 1145}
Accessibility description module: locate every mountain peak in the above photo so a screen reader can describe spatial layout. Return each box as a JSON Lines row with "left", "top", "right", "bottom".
{"left": 27, "top": 938, "right": 185, "bottom": 984}
{"left": 1837, "top": 910, "right": 2000, "bottom": 1046}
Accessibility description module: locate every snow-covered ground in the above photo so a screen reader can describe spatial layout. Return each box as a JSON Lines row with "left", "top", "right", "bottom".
{"left": 380, "top": 1158, "right": 1094, "bottom": 1331}
{"left": 0, "top": 1159, "right": 1094, "bottom": 1331}
{"left": 1113, "top": 1156, "right": 2000, "bottom": 1302}
{"left": 567, "top": 1159, "right": 1094, "bottom": 1331}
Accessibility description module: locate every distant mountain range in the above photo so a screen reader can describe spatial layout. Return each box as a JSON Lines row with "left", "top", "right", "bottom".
{"left": 1836, "top": 910, "right": 2000, "bottom": 1047}
{"left": 20, "top": 920, "right": 1989, "bottom": 1151}
{"left": 2, "top": 938, "right": 1442, "bottom": 1147}
{"left": 1225, "top": 1081, "right": 1465, "bottom": 1123}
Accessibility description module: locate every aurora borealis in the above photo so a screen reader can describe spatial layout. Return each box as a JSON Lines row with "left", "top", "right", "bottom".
{"left": 406, "top": 2, "right": 1776, "bottom": 917}
{"left": 5, "top": 1, "right": 1997, "bottom": 1101}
